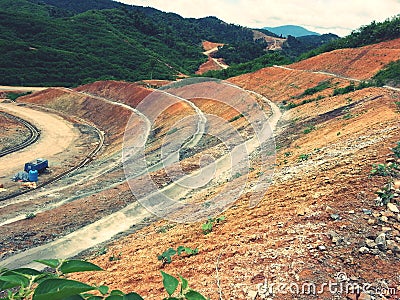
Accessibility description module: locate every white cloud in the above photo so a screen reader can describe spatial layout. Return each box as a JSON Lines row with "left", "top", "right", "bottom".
{"left": 117, "top": 0, "right": 400, "bottom": 36}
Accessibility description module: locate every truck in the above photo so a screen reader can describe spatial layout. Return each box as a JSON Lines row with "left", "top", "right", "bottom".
{"left": 24, "top": 158, "right": 48, "bottom": 173}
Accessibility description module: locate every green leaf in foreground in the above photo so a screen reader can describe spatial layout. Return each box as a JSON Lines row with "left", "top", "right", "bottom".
{"left": 185, "top": 290, "right": 207, "bottom": 300}
{"left": 161, "top": 271, "right": 179, "bottom": 296}
{"left": 34, "top": 259, "right": 61, "bottom": 269}
{"left": 0, "top": 274, "right": 29, "bottom": 290}
{"left": 179, "top": 275, "right": 189, "bottom": 293}
{"left": 32, "top": 278, "right": 96, "bottom": 300}
{"left": 104, "top": 293, "right": 143, "bottom": 300}
{"left": 123, "top": 292, "right": 144, "bottom": 299}
{"left": 60, "top": 260, "right": 103, "bottom": 274}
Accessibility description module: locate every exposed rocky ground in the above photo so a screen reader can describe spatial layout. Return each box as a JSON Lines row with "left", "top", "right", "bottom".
{"left": 0, "top": 114, "right": 30, "bottom": 152}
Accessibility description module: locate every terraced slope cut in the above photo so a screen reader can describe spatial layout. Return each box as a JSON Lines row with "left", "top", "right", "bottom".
{"left": 65, "top": 40, "right": 400, "bottom": 300}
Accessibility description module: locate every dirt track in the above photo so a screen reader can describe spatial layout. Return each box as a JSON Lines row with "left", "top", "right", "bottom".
{"left": 0, "top": 103, "right": 79, "bottom": 177}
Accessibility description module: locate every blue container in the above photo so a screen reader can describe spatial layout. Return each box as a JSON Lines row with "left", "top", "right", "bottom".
{"left": 24, "top": 158, "right": 48, "bottom": 173}
{"left": 28, "top": 170, "right": 38, "bottom": 182}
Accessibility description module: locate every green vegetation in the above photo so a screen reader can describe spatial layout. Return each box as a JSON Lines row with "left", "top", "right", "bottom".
{"left": 392, "top": 142, "right": 400, "bottom": 158}
{"left": 213, "top": 40, "right": 269, "bottom": 64}
{"left": 156, "top": 224, "right": 176, "bottom": 234}
{"left": 298, "top": 80, "right": 331, "bottom": 98}
{"left": 282, "top": 34, "right": 339, "bottom": 59}
{"left": 373, "top": 59, "right": 400, "bottom": 87}
{"left": 161, "top": 271, "right": 206, "bottom": 300}
{"left": 0, "top": 258, "right": 207, "bottom": 299}
{"left": 303, "top": 124, "right": 316, "bottom": 134}
{"left": 0, "top": 0, "right": 278, "bottom": 86}
{"left": 298, "top": 153, "right": 310, "bottom": 162}
{"left": 108, "top": 252, "right": 122, "bottom": 262}
{"left": 332, "top": 81, "right": 376, "bottom": 96}
{"left": 284, "top": 151, "right": 292, "bottom": 157}
{"left": 300, "top": 15, "right": 400, "bottom": 60}
{"left": 228, "top": 114, "right": 244, "bottom": 122}
{"left": 25, "top": 213, "right": 36, "bottom": 220}
{"left": 282, "top": 95, "right": 325, "bottom": 110}
{"left": 201, "top": 216, "right": 226, "bottom": 235}
{"left": 342, "top": 113, "right": 353, "bottom": 120}
{"left": 6, "top": 92, "right": 32, "bottom": 101}
{"left": 371, "top": 142, "right": 400, "bottom": 206}
{"left": 370, "top": 163, "right": 398, "bottom": 177}
{"left": 395, "top": 101, "right": 400, "bottom": 112}
{"left": 376, "top": 182, "right": 395, "bottom": 205}
{"left": 158, "top": 246, "right": 199, "bottom": 265}
{"left": 202, "top": 52, "right": 292, "bottom": 79}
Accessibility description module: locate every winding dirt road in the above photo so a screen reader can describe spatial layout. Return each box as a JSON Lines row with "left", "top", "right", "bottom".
{"left": 0, "top": 103, "right": 78, "bottom": 176}
{"left": 0, "top": 87, "right": 281, "bottom": 269}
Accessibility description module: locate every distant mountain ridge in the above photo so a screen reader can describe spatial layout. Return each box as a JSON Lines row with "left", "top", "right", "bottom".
{"left": 0, "top": 0, "right": 344, "bottom": 86}
{"left": 263, "top": 25, "right": 321, "bottom": 37}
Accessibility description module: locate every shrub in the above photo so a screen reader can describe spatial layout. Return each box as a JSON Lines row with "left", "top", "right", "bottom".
{"left": 303, "top": 124, "right": 316, "bottom": 134}
{"left": 298, "top": 154, "right": 310, "bottom": 162}
{"left": 25, "top": 213, "right": 36, "bottom": 220}
{"left": 376, "top": 182, "right": 394, "bottom": 205}
{"left": 158, "top": 246, "right": 199, "bottom": 265}
{"left": 202, "top": 216, "right": 226, "bottom": 235}
{"left": 395, "top": 101, "right": 400, "bottom": 112}
{"left": 6, "top": 92, "right": 31, "bottom": 101}
{"left": 298, "top": 80, "right": 331, "bottom": 98}
{"left": 392, "top": 142, "right": 400, "bottom": 158}
{"left": 370, "top": 163, "right": 396, "bottom": 177}
{"left": 228, "top": 114, "right": 244, "bottom": 122}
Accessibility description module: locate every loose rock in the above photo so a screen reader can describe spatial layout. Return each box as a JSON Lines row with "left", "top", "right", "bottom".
{"left": 247, "top": 290, "right": 258, "bottom": 300}
{"left": 379, "top": 216, "right": 388, "bottom": 223}
{"left": 363, "top": 209, "right": 372, "bottom": 215}
{"left": 358, "top": 292, "right": 372, "bottom": 300}
{"left": 375, "top": 233, "right": 387, "bottom": 251}
{"left": 387, "top": 203, "right": 400, "bottom": 213}
{"left": 330, "top": 214, "right": 340, "bottom": 220}
{"left": 359, "top": 247, "right": 370, "bottom": 254}
{"left": 365, "top": 239, "right": 377, "bottom": 248}
{"left": 387, "top": 240, "right": 400, "bottom": 254}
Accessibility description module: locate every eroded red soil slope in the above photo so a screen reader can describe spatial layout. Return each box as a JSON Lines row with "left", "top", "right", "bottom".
{"left": 289, "top": 38, "right": 400, "bottom": 80}
{"left": 71, "top": 39, "right": 400, "bottom": 300}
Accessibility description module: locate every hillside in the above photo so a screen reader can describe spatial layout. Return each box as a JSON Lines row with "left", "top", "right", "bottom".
{"left": 0, "top": 0, "right": 343, "bottom": 87}
{"left": 1, "top": 32, "right": 400, "bottom": 300}
{"left": 205, "top": 16, "right": 400, "bottom": 80}
{"left": 300, "top": 15, "right": 400, "bottom": 60}
{"left": 289, "top": 38, "right": 400, "bottom": 80}
{"left": 264, "top": 25, "right": 321, "bottom": 37}
{"left": 0, "top": 0, "right": 262, "bottom": 86}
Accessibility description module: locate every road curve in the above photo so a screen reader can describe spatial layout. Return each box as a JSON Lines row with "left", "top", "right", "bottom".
{"left": 0, "top": 103, "right": 78, "bottom": 176}
{"left": 273, "top": 65, "right": 400, "bottom": 91}
{"left": 0, "top": 112, "right": 40, "bottom": 158}
{"left": 1, "top": 87, "right": 281, "bottom": 270}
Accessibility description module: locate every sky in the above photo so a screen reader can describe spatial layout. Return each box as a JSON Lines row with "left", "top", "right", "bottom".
{"left": 117, "top": 0, "right": 400, "bottom": 36}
